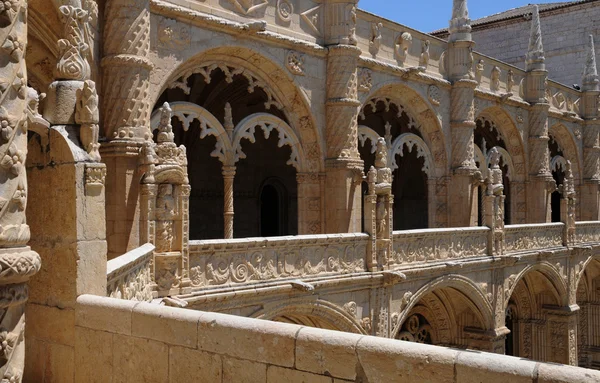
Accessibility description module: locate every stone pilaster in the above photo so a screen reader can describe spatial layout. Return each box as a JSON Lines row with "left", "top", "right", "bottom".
{"left": 324, "top": 43, "right": 363, "bottom": 233}
{"left": 581, "top": 35, "right": 600, "bottom": 220}
{"left": 102, "top": 0, "right": 154, "bottom": 257}
{"left": 0, "top": 2, "right": 43, "bottom": 380}
{"left": 447, "top": 0, "right": 479, "bottom": 227}
{"left": 545, "top": 305, "right": 579, "bottom": 366}
{"left": 296, "top": 172, "right": 323, "bottom": 235}
{"left": 524, "top": 5, "right": 553, "bottom": 223}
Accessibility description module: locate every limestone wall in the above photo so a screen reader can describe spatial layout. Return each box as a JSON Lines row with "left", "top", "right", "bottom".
{"left": 74, "top": 294, "right": 600, "bottom": 382}
{"left": 466, "top": 2, "right": 600, "bottom": 87}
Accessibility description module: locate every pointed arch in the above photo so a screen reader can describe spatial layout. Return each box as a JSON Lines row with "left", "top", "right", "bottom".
{"left": 358, "top": 125, "right": 380, "bottom": 154}
{"left": 549, "top": 123, "right": 582, "bottom": 184}
{"left": 361, "top": 83, "right": 448, "bottom": 177}
{"left": 150, "top": 46, "right": 323, "bottom": 172}
{"left": 392, "top": 275, "right": 495, "bottom": 339}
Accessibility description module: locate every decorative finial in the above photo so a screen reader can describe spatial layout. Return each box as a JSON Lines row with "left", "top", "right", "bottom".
{"left": 526, "top": 5, "right": 545, "bottom": 71}
{"left": 375, "top": 137, "right": 388, "bottom": 168}
{"left": 583, "top": 35, "right": 599, "bottom": 92}
{"left": 489, "top": 147, "right": 501, "bottom": 169}
{"left": 449, "top": 0, "right": 471, "bottom": 42}
{"left": 157, "top": 102, "right": 174, "bottom": 144}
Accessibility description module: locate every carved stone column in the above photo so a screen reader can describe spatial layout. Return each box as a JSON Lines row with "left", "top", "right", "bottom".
{"left": 447, "top": 0, "right": 479, "bottom": 227}
{"left": 560, "top": 161, "right": 576, "bottom": 246}
{"left": 139, "top": 103, "right": 190, "bottom": 296}
{"left": 222, "top": 166, "right": 235, "bottom": 239}
{"left": 0, "top": 2, "right": 42, "bottom": 380}
{"left": 324, "top": 28, "right": 363, "bottom": 233}
{"left": 363, "top": 138, "right": 393, "bottom": 271}
{"left": 483, "top": 148, "right": 505, "bottom": 256}
{"left": 581, "top": 35, "right": 600, "bottom": 221}
{"left": 101, "top": 0, "right": 153, "bottom": 258}
{"left": 524, "top": 5, "right": 554, "bottom": 223}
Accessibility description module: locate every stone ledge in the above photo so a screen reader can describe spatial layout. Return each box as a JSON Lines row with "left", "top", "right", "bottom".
{"left": 75, "top": 295, "right": 600, "bottom": 383}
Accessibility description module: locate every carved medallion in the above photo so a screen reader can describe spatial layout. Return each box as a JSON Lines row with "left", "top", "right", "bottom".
{"left": 276, "top": 0, "right": 293, "bottom": 22}
{"left": 286, "top": 51, "right": 305, "bottom": 76}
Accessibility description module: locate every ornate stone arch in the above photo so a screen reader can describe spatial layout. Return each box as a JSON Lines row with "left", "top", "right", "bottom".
{"left": 392, "top": 275, "right": 494, "bottom": 339}
{"left": 549, "top": 123, "right": 582, "bottom": 184}
{"left": 150, "top": 101, "right": 234, "bottom": 165}
{"left": 358, "top": 125, "right": 380, "bottom": 154}
{"left": 360, "top": 83, "right": 448, "bottom": 178}
{"left": 390, "top": 133, "right": 434, "bottom": 177}
{"left": 505, "top": 262, "right": 569, "bottom": 313}
{"left": 149, "top": 46, "right": 323, "bottom": 172}
{"left": 233, "top": 113, "right": 306, "bottom": 172}
{"left": 476, "top": 107, "right": 526, "bottom": 182}
{"left": 253, "top": 299, "right": 367, "bottom": 334}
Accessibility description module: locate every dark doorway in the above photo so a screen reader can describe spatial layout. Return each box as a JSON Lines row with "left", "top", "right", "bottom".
{"left": 259, "top": 181, "right": 287, "bottom": 237}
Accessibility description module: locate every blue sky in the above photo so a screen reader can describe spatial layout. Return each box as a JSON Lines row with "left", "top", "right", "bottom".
{"left": 359, "top": 0, "right": 569, "bottom": 32}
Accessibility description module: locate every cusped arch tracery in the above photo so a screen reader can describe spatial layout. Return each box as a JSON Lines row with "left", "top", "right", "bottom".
{"left": 549, "top": 123, "right": 582, "bottom": 184}
{"left": 150, "top": 46, "right": 323, "bottom": 172}
{"left": 392, "top": 275, "right": 494, "bottom": 339}
{"left": 476, "top": 107, "right": 526, "bottom": 182}
{"left": 233, "top": 113, "right": 305, "bottom": 172}
{"left": 390, "top": 133, "right": 433, "bottom": 176}
{"left": 360, "top": 83, "right": 447, "bottom": 177}
{"left": 253, "top": 299, "right": 367, "bottom": 334}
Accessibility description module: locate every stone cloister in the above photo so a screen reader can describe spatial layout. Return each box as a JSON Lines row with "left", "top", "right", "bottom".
{"left": 1, "top": 0, "right": 600, "bottom": 380}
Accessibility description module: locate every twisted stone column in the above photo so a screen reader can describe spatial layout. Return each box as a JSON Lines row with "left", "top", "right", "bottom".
{"left": 222, "top": 166, "right": 235, "bottom": 239}
{"left": 324, "top": 44, "right": 363, "bottom": 233}
{"left": 102, "top": 0, "right": 153, "bottom": 257}
{"left": 527, "top": 103, "right": 553, "bottom": 223}
{"left": 0, "top": 1, "right": 41, "bottom": 380}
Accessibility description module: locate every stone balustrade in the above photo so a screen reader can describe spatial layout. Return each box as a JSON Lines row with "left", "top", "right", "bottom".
{"left": 546, "top": 81, "right": 582, "bottom": 116}
{"left": 391, "top": 227, "right": 489, "bottom": 265}
{"left": 504, "top": 223, "right": 565, "bottom": 253}
{"left": 187, "top": 233, "right": 369, "bottom": 289}
{"left": 575, "top": 221, "right": 600, "bottom": 244}
{"left": 75, "top": 294, "right": 600, "bottom": 382}
{"left": 473, "top": 52, "right": 527, "bottom": 99}
{"left": 106, "top": 243, "right": 155, "bottom": 301}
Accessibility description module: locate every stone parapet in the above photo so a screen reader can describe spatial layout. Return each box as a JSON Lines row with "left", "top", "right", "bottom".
{"left": 74, "top": 294, "right": 600, "bottom": 383}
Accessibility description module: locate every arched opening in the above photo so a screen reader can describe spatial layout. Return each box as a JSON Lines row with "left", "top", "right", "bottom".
{"left": 154, "top": 64, "right": 299, "bottom": 239}
{"left": 505, "top": 267, "right": 569, "bottom": 363}
{"left": 475, "top": 117, "right": 512, "bottom": 224}
{"left": 358, "top": 98, "right": 430, "bottom": 230}
{"left": 396, "top": 285, "right": 492, "bottom": 350}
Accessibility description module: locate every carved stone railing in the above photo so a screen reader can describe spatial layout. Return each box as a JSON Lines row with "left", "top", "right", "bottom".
{"left": 107, "top": 243, "right": 155, "bottom": 301}
{"left": 504, "top": 223, "right": 564, "bottom": 253}
{"left": 188, "top": 234, "right": 368, "bottom": 288}
{"left": 472, "top": 52, "right": 526, "bottom": 100}
{"left": 575, "top": 221, "right": 600, "bottom": 244}
{"left": 391, "top": 227, "right": 489, "bottom": 266}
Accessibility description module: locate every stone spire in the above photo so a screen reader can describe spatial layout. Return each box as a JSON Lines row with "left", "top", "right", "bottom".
{"left": 526, "top": 5, "right": 545, "bottom": 71}
{"left": 583, "top": 34, "right": 599, "bottom": 92}
{"left": 449, "top": 0, "right": 471, "bottom": 42}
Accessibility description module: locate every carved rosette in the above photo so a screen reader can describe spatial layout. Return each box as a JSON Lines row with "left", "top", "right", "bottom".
{"left": 102, "top": 0, "right": 153, "bottom": 141}
{"left": 0, "top": 1, "right": 41, "bottom": 381}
